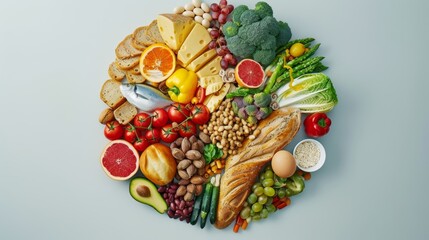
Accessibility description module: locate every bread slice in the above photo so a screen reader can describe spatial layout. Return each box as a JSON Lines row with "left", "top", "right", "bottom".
{"left": 108, "top": 62, "right": 126, "bottom": 81}
{"left": 115, "top": 35, "right": 142, "bottom": 59}
{"left": 100, "top": 79, "right": 126, "bottom": 109}
{"left": 133, "top": 26, "right": 155, "bottom": 47}
{"left": 115, "top": 56, "right": 140, "bottom": 70}
{"left": 128, "top": 65, "right": 140, "bottom": 75}
{"left": 131, "top": 36, "right": 147, "bottom": 51}
{"left": 147, "top": 20, "right": 164, "bottom": 44}
{"left": 114, "top": 101, "right": 137, "bottom": 125}
{"left": 126, "top": 71, "right": 145, "bottom": 84}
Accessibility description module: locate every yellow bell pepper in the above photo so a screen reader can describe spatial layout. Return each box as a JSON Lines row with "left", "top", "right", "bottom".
{"left": 166, "top": 68, "right": 198, "bottom": 104}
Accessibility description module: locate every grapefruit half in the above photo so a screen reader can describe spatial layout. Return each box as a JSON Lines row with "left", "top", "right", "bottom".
{"left": 235, "top": 59, "right": 265, "bottom": 88}
{"left": 100, "top": 140, "right": 139, "bottom": 180}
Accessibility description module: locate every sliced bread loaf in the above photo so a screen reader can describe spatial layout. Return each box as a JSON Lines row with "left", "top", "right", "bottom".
{"left": 100, "top": 79, "right": 126, "bottom": 109}
{"left": 114, "top": 101, "right": 137, "bottom": 125}
{"left": 147, "top": 20, "right": 164, "bottom": 44}
{"left": 115, "top": 35, "right": 142, "bottom": 59}
{"left": 115, "top": 55, "right": 140, "bottom": 70}
{"left": 108, "top": 62, "right": 126, "bottom": 81}
{"left": 126, "top": 71, "right": 145, "bottom": 84}
{"left": 133, "top": 26, "right": 155, "bottom": 46}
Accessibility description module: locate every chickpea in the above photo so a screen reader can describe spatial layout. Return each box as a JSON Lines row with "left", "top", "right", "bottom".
{"left": 216, "top": 143, "right": 223, "bottom": 149}
{"left": 218, "top": 126, "right": 224, "bottom": 132}
{"left": 203, "top": 129, "right": 208, "bottom": 134}
{"left": 216, "top": 135, "right": 222, "bottom": 141}
{"left": 221, "top": 138, "right": 227, "bottom": 146}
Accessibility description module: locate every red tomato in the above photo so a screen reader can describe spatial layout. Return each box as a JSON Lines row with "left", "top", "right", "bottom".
{"left": 145, "top": 128, "right": 161, "bottom": 144}
{"left": 161, "top": 124, "right": 179, "bottom": 143}
{"left": 196, "top": 87, "right": 206, "bottom": 104}
{"left": 134, "top": 112, "right": 151, "bottom": 129}
{"left": 191, "top": 104, "right": 210, "bottom": 125}
{"left": 152, "top": 108, "right": 169, "bottom": 128}
{"left": 133, "top": 137, "right": 150, "bottom": 152}
{"left": 124, "top": 125, "right": 138, "bottom": 143}
{"left": 104, "top": 121, "right": 124, "bottom": 140}
{"left": 178, "top": 121, "right": 197, "bottom": 138}
{"left": 167, "top": 103, "right": 190, "bottom": 123}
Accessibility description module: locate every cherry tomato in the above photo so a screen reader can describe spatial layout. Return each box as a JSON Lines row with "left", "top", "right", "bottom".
{"left": 161, "top": 124, "right": 179, "bottom": 143}
{"left": 133, "top": 112, "right": 151, "bottom": 129}
{"left": 133, "top": 137, "right": 150, "bottom": 152}
{"left": 190, "top": 104, "right": 210, "bottom": 125}
{"left": 196, "top": 87, "right": 206, "bottom": 104}
{"left": 124, "top": 124, "right": 139, "bottom": 143}
{"left": 152, "top": 108, "right": 169, "bottom": 128}
{"left": 104, "top": 121, "right": 124, "bottom": 140}
{"left": 144, "top": 128, "right": 161, "bottom": 144}
{"left": 167, "top": 103, "right": 190, "bottom": 123}
{"left": 178, "top": 121, "right": 197, "bottom": 138}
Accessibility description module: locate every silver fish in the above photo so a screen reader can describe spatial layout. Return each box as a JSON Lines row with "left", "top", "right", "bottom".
{"left": 120, "top": 83, "right": 172, "bottom": 112}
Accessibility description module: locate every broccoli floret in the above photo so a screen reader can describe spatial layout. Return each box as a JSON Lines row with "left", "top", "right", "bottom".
{"left": 222, "top": 22, "right": 239, "bottom": 38}
{"left": 232, "top": 5, "right": 249, "bottom": 26}
{"left": 226, "top": 35, "right": 256, "bottom": 58}
{"left": 240, "top": 10, "right": 260, "bottom": 26}
{"left": 254, "top": 2, "right": 273, "bottom": 18}
{"left": 276, "top": 21, "right": 292, "bottom": 48}
{"left": 253, "top": 49, "right": 276, "bottom": 66}
{"left": 260, "top": 35, "right": 276, "bottom": 50}
{"left": 260, "top": 16, "right": 279, "bottom": 36}
{"left": 253, "top": 92, "right": 271, "bottom": 107}
{"left": 242, "top": 22, "right": 268, "bottom": 46}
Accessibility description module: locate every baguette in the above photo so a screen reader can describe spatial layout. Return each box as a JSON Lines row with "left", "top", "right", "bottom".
{"left": 214, "top": 107, "right": 301, "bottom": 229}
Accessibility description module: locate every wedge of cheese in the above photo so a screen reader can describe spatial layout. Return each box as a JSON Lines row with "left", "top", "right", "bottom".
{"left": 205, "top": 82, "right": 224, "bottom": 96}
{"left": 196, "top": 56, "right": 222, "bottom": 78}
{"left": 203, "top": 83, "right": 231, "bottom": 112}
{"left": 177, "top": 23, "right": 211, "bottom": 67}
{"left": 199, "top": 74, "right": 223, "bottom": 88}
{"left": 157, "top": 14, "right": 195, "bottom": 51}
{"left": 186, "top": 49, "right": 217, "bottom": 72}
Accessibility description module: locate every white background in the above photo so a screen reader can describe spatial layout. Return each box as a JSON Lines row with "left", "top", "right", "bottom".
{"left": 1, "top": 0, "right": 428, "bottom": 239}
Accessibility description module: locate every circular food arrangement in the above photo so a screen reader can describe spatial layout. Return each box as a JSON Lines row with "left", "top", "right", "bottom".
{"left": 98, "top": 0, "right": 338, "bottom": 232}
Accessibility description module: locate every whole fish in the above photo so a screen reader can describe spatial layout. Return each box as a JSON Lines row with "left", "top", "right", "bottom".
{"left": 120, "top": 83, "right": 172, "bottom": 112}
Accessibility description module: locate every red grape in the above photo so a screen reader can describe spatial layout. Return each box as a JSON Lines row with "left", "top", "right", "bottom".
{"left": 220, "top": 58, "right": 229, "bottom": 69}
{"left": 224, "top": 53, "right": 233, "bottom": 63}
{"left": 217, "top": 47, "right": 227, "bottom": 56}
{"left": 218, "top": 13, "right": 227, "bottom": 24}
{"left": 227, "top": 4, "right": 234, "bottom": 13}
{"left": 210, "top": 3, "right": 220, "bottom": 12}
{"left": 217, "top": 36, "right": 226, "bottom": 46}
{"left": 229, "top": 56, "right": 238, "bottom": 66}
{"left": 208, "top": 40, "right": 217, "bottom": 49}
{"left": 220, "top": 44, "right": 229, "bottom": 53}
{"left": 221, "top": 7, "right": 230, "bottom": 15}
{"left": 210, "top": 29, "right": 220, "bottom": 39}
{"left": 212, "top": 11, "right": 220, "bottom": 20}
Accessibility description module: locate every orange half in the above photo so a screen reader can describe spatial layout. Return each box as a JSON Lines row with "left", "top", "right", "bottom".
{"left": 139, "top": 44, "right": 176, "bottom": 83}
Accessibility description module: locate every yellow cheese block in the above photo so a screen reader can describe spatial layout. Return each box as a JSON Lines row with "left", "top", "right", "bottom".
{"left": 186, "top": 49, "right": 217, "bottom": 72}
{"left": 177, "top": 23, "right": 211, "bottom": 67}
{"left": 203, "top": 83, "right": 231, "bottom": 112}
{"left": 205, "top": 82, "right": 224, "bottom": 96}
{"left": 157, "top": 14, "right": 195, "bottom": 51}
{"left": 199, "top": 74, "right": 223, "bottom": 88}
{"left": 196, "top": 56, "right": 222, "bottom": 78}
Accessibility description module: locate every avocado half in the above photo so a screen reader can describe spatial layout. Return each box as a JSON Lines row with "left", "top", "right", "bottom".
{"left": 129, "top": 178, "right": 167, "bottom": 214}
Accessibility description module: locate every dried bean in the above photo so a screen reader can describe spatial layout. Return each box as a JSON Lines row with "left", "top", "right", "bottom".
{"left": 190, "top": 175, "right": 205, "bottom": 185}
{"left": 177, "top": 159, "right": 192, "bottom": 170}
{"left": 193, "top": 159, "right": 204, "bottom": 168}
{"left": 171, "top": 148, "right": 185, "bottom": 160}
{"left": 178, "top": 179, "right": 190, "bottom": 185}
{"left": 186, "top": 164, "right": 197, "bottom": 176}
{"left": 184, "top": 192, "right": 194, "bottom": 201}
{"left": 181, "top": 137, "right": 191, "bottom": 153}
{"left": 199, "top": 132, "right": 211, "bottom": 143}
{"left": 185, "top": 150, "right": 201, "bottom": 160}
{"left": 186, "top": 184, "right": 195, "bottom": 194}
{"left": 191, "top": 142, "right": 199, "bottom": 151}
{"left": 178, "top": 170, "right": 190, "bottom": 180}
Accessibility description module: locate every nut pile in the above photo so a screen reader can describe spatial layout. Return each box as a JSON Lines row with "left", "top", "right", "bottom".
{"left": 159, "top": 183, "right": 194, "bottom": 222}
{"left": 170, "top": 136, "right": 209, "bottom": 201}
{"left": 174, "top": 0, "right": 212, "bottom": 28}
{"left": 199, "top": 99, "right": 257, "bottom": 158}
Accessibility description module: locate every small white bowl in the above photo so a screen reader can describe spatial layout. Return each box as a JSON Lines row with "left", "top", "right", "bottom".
{"left": 293, "top": 139, "right": 326, "bottom": 172}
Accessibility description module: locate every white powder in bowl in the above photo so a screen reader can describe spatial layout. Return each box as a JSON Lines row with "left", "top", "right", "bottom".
{"left": 294, "top": 141, "right": 320, "bottom": 169}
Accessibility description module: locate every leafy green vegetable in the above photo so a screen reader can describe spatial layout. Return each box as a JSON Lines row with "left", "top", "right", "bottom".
{"left": 274, "top": 73, "right": 338, "bottom": 113}
{"left": 203, "top": 144, "right": 223, "bottom": 164}
{"left": 226, "top": 86, "right": 261, "bottom": 98}
{"left": 231, "top": 5, "right": 249, "bottom": 25}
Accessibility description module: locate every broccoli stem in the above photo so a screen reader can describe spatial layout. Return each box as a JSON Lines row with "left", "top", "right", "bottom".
{"left": 263, "top": 58, "right": 284, "bottom": 94}
{"left": 276, "top": 38, "right": 315, "bottom": 55}
{"left": 286, "top": 43, "right": 321, "bottom": 68}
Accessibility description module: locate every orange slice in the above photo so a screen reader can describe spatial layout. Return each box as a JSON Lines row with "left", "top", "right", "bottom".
{"left": 139, "top": 44, "right": 176, "bottom": 83}
{"left": 235, "top": 59, "right": 265, "bottom": 88}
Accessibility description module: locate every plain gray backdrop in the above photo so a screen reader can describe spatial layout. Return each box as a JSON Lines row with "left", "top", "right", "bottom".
{"left": 1, "top": 0, "right": 428, "bottom": 239}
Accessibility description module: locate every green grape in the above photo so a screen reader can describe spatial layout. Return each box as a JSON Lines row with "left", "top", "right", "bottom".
{"left": 277, "top": 188, "right": 286, "bottom": 198}
{"left": 252, "top": 182, "right": 262, "bottom": 191}
{"left": 264, "top": 170, "right": 274, "bottom": 179}
{"left": 264, "top": 187, "right": 276, "bottom": 197}
{"left": 252, "top": 202, "right": 263, "bottom": 213}
{"left": 254, "top": 187, "right": 264, "bottom": 196}
{"left": 262, "top": 178, "right": 274, "bottom": 187}
{"left": 261, "top": 208, "right": 269, "bottom": 218}
{"left": 258, "top": 195, "right": 268, "bottom": 205}
{"left": 244, "top": 202, "right": 249, "bottom": 207}
{"left": 266, "top": 204, "right": 277, "bottom": 213}
{"left": 265, "top": 166, "right": 272, "bottom": 171}
{"left": 250, "top": 209, "right": 255, "bottom": 216}
{"left": 260, "top": 175, "right": 265, "bottom": 180}
{"left": 240, "top": 206, "right": 251, "bottom": 219}
{"left": 247, "top": 193, "right": 257, "bottom": 204}
{"left": 266, "top": 197, "right": 273, "bottom": 205}
{"left": 252, "top": 214, "right": 261, "bottom": 221}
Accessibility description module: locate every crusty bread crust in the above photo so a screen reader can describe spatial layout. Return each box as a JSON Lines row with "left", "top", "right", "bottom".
{"left": 215, "top": 107, "right": 301, "bottom": 229}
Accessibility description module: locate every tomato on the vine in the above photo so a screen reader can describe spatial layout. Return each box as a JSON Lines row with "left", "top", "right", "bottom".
{"left": 167, "top": 103, "right": 190, "bottom": 123}
{"left": 195, "top": 87, "right": 206, "bottom": 104}
{"left": 145, "top": 128, "right": 161, "bottom": 144}
{"left": 161, "top": 124, "right": 179, "bottom": 143}
{"left": 124, "top": 124, "right": 138, "bottom": 143}
{"left": 134, "top": 112, "right": 151, "bottom": 129}
{"left": 133, "top": 137, "right": 150, "bottom": 152}
{"left": 152, "top": 108, "right": 169, "bottom": 128}
{"left": 178, "top": 121, "right": 197, "bottom": 138}
{"left": 190, "top": 104, "right": 210, "bottom": 125}
{"left": 104, "top": 121, "right": 124, "bottom": 140}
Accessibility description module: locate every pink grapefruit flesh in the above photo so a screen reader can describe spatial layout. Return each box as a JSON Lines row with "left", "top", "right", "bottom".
{"left": 100, "top": 140, "right": 139, "bottom": 180}
{"left": 235, "top": 59, "right": 265, "bottom": 88}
